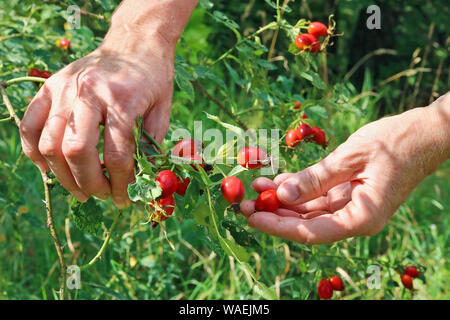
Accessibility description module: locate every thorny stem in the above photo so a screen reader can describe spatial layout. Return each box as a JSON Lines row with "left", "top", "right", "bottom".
{"left": 0, "top": 84, "right": 21, "bottom": 127}
{"left": 79, "top": 212, "right": 122, "bottom": 271}
{"left": 2, "top": 78, "right": 67, "bottom": 299}
{"left": 42, "top": 171, "right": 67, "bottom": 300}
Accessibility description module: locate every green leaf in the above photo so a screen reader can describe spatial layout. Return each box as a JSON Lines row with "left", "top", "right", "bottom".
{"left": 224, "top": 61, "right": 243, "bottom": 86}
{"left": 253, "top": 281, "right": 278, "bottom": 300}
{"left": 127, "top": 175, "right": 161, "bottom": 203}
{"left": 70, "top": 198, "right": 103, "bottom": 236}
{"left": 175, "top": 71, "right": 195, "bottom": 102}
{"left": 299, "top": 71, "right": 327, "bottom": 90}
{"left": 256, "top": 59, "right": 277, "bottom": 70}
{"left": 219, "top": 238, "right": 250, "bottom": 263}
{"left": 306, "top": 105, "right": 328, "bottom": 119}
{"left": 222, "top": 219, "right": 260, "bottom": 248}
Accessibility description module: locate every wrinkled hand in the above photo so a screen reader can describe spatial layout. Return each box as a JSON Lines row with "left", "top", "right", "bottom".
{"left": 20, "top": 37, "right": 174, "bottom": 209}
{"left": 241, "top": 94, "right": 450, "bottom": 244}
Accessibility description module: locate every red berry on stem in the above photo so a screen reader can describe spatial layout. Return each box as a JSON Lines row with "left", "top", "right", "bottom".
{"left": 318, "top": 279, "right": 334, "bottom": 299}
{"left": 308, "top": 21, "right": 328, "bottom": 38}
{"left": 172, "top": 139, "right": 202, "bottom": 158}
{"left": 59, "top": 38, "right": 70, "bottom": 49}
{"left": 221, "top": 176, "right": 245, "bottom": 204}
{"left": 40, "top": 71, "right": 52, "bottom": 79}
{"left": 294, "top": 34, "right": 312, "bottom": 51}
{"left": 297, "top": 123, "right": 314, "bottom": 141}
{"left": 28, "top": 68, "right": 41, "bottom": 77}
{"left": 311, "top": 127, "right": 326, "bottom": 146}
{"left": 401, "top": 274, "right": 414, "bottom": 290}
{"left": 255, "top": 190, "right": 280, "bottom": 212}
{"left": 329, "top": 276, "right": 345, "bottom": 291}
{"left": 152, "top": 195, "right": 175, "bottom": 221}
{"left": 405, "top": 266, "right": 420, "bottom": 278}
{"left": 286, "top": 129, "right": 300, "bottom": 147}
{"left": 156, "top": 170, "right": 178, "bottom": 197}
{"left": 237, "top": 147, "right": 268, "bottom": 169}
{"left": 293, "top": 100, "right": 302, "bottom": 109}
{"left": 303, "top": 34, "right": 320, "bottom": 53}
{"left": 175, "top": 177, "right": 190, "bottom": 196}
{"left": 302, "top": 113, "right": 308, "bottom": 119}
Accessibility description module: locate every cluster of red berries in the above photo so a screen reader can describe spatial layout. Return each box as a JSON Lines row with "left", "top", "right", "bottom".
{"left": 28, "top": 68, "right": 52, "bottom": 79}
{"left": 295, "top": 21, "right": 328, "bottom": 53}
{"left": 286, "top": 122, "right": 326, "bottom": 148}
{"left": 399, "top": 266, "right": 420, "bottom": 290}
{"left": 317, "top": 275, "right": 344, "bottom": 300}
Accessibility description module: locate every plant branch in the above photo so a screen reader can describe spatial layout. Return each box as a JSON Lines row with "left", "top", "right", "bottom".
{"left": 42, "top": 171, "right": 67, "bottom": 300}
{"left": 5, "top": 76, "right": 46, "bottom": 86}
{"left": 0, "top": 84, "right": 21, "bottom": 127}
{"left": 194, "top": 81, "right": 251, "bottom": 134}
{"left": 79, "top": 211, "right": 122, "bottom": 271}
{"left": 42, "top": 0, "right": 108, "bottom": 21}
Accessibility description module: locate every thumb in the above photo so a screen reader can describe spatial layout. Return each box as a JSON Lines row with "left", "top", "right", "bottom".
{"left": 277, "top": 150, "right": 360, "bottom": 205}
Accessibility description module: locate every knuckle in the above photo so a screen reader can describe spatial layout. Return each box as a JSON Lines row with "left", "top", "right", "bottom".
{"left": 104, "top": 150, "right": 132, "bottom": 169}
{"left": 39, "top": 138, "right": 59, "bottom": 158}
{"left": 304, "top": 168, "right": 324, "bottom": 195}
{"left": 62, "top": 139, "right": 88, "bottom": 160}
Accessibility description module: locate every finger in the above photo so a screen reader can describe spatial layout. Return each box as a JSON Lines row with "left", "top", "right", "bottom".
{"left": 300, "top": 211, "right": 329, "bottom": 219}
{"left": 62, "top": 101, "right": 111, "bottom": 199}
{"left": 251, "top": 177, "right": 278, "bottom": 193}
{"left": 274, "top": 208, "right": 302, "bottom": 218}
{"left": 249, "top": 184, "right": 382, "bottom": 244}
{"left": 143, "top": 100, "right": 172, "bottom": 144}
{"left": 240, "top": 200, "right": 255, "bottom": 218}
{"left": 273, "top": 173, "right": 294, "bottom": 185}
{"left": 39, "top": 104, "right": 89, "bottom": 202}
{"left": 277, "top": 150, "right": 360, "bottom": 205}
{"left": 103, "top": 110, "right": 136, "bottom": 209}
{"left": 19, "top": 85, "right": 52, "bottom": 172}
{"left": 281, "top": 182, "right": 351, "bottom": 213}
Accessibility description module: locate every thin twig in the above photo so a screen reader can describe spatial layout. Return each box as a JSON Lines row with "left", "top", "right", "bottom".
{"left": 42, "top": 171, "right": 67, "bottom": 300}
{"left": 194, "top": 81, "right": 251, "bottom": 133}
{"left": 5, "top": 76, "right": 46, "bottom": 86}
{"left": 79, "top": 212, "right": 121, "bottom": 271}
{"left": 42, "top": 0, "right": 108, "bottom": 21}
{"left": 343, "top": 49, "right": 397, "bottom": 82}
{"left": 0, "top": 85, "right": 21, "bottom": 127}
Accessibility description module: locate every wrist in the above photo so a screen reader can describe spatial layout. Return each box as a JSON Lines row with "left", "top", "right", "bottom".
{"left": 100, "top": 0, "right": 197, "bottom": 57}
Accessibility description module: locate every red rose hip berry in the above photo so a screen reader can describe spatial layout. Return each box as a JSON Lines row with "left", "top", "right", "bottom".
{"left": 329, "top": 276, "right": 344, "bottom": 291}
{"left": 28, "top": 68, "right": 41, "bottom": 77}
{"left": 172, "top": 139, "right": 202, "bottom": 158}
{"left": 152, "top": 195, "right": 175, "bottom": 221}
{"left": 286, "top": 129, "right": 300, "bottom": 147}
{"left": 401, "top": 274, "right": 414, "bottom": 290}
{"left": 255, "top": 190, "right": 280, "bottom": 212}
{"left": 311, "top": 127, "right": 326, "bottom": 146}
{"left": 221, "top": 176, "right": 245, "bottom": 204}
{"left": 307, "top": 22, "right": 328, "bottom": 37}
{"left": 297, "top": 123, "right": 314, "bottom": 141}
{"left": 295, "top": 34, "right": 313, "bottom": 51}
{"left": 293, "top": 100, "right": 302, "bottom": 109}
{"left": 237, "top": 147, "right": 268, "bottom": 169}
{"left": 175, "top": 177, "right": 190, "bottom": 196}
{"left": 318, "top": 278, "right": 334, "bottom": 300}
{"left": 156, "top": 170, "right": 178, "bottom": 197}
{"left": 405, "top": 266, "right": 420, "bottom": 278}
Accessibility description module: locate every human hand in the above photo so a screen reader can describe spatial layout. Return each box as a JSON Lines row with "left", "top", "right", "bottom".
{"left": 20, "top": 26, "right": 175, "bottom": 209}
{"left": 241, "top": 94, "right": 450, "bottom": 244}
{"left": 19, "top": 0, "right": 198, "bottom": 209}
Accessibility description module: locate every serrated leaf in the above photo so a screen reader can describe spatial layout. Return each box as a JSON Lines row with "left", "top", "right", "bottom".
{"left": 222, "top": 219, "right": 260, "bottom": 248}
{"left": 70, "top": 198, "right": 103, "bottom": 235}
{"left": 175, "top": 73, "right": 195, "bottom": 102}
{"left": 219, "top": 238, "right": 250, "bottom": 263}
{"left": 127, "top": 175, "right": 161, "bottom": 203}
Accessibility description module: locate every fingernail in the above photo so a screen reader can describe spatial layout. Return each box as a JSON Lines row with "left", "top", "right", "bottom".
{"left": 94, "top": 193, "right": 110, "bottom": 200}
{"left": 114, "top": 197, "right": 130, "bottom": 209}
{"left": 73, "top": 191, "right": 89, "bottom": 203}
{"left": 278, "top": 182, "right": 300, "bottom": 204}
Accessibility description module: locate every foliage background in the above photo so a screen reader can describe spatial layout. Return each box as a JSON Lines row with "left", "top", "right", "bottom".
{"left": 0, "top": 0, "right": 448, "bottom": 299}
